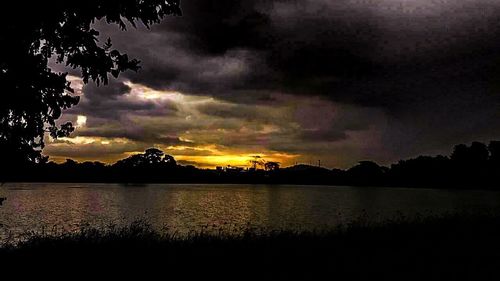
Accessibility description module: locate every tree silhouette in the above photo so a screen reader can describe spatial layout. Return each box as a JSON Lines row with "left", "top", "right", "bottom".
{"left": 264, "top": 161, "right": 280, "bottom": 171}
{"left": 451, "top": 144, "right": 469, "bottom": 163}
{"left": 144, "top": 148, "right": 165, "bottom": 165}
{"left": 347, "top": 161, "right": 386, "bottom": 185}
{"left": 451, "top": 142, "right": 489, "bottom": 164}
{"left": 114, "top": 148, "right": 177, "bottom": 168}
{"left": 469, "top": 142, "right": 489, "bottom": 163}
{"left": 143, "top": 148, "right": 177, "bottom": 166}
{"left": 249, "top": 156, "right": 264, "bottom": 170}
{"left": 488, "top": 141, "right": 500, "bottom": 163}
{"left": 0, "top": 1, "right": 181, "bottom": 166}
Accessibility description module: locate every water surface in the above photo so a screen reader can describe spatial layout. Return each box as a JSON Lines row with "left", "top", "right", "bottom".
{"left": 1, "top": 183, "right": 500, "bottom": 241}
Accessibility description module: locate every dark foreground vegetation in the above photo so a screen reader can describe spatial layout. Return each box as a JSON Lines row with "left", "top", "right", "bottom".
{"left": 2, "top": 140, "right": 500, "bottom": 189}
{"left": 2, "top": 214, "right": 500, "bottom": 280}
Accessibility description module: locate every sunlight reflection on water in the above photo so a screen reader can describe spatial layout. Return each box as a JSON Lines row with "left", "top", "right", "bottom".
{"left": 1, "top": 183, "right": 500, "bottom": 242}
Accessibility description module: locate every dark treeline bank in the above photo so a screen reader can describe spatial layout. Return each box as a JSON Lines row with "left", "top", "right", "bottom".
{"left": 1, "top": 141, "right": 500, "bottom": 189}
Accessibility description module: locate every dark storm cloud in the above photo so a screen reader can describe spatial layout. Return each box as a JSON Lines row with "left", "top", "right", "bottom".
{"left": 76, "top": 126, "right": 189, "bottom": 146}
{"left": 94, "top": 0, "right": 500, "bottom": 111}
{"left": 196, "top": 102, "right": 263, "bottom": 120}
{"left": 47, "top": 0, "right": 500, "bottom": 166}
{"left": 111, "top": 0, "right": 378, "bottom": 103}
{"left": 84, "top": 79, "right": 131, "bottom": 99}
{"left": 68, "top": 80, "right": 147, "bottom": 119}
{"left": 66, "top": 79, "right": 178, "bottom": 120}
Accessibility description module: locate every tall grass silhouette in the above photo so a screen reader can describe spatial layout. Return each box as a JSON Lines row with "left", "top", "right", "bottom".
{"left": 2, "top": 213, "right": 500, "bottom": 280}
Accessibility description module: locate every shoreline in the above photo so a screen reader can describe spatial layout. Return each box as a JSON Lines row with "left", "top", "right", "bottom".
{"left": 2, "top": 214, "right": 500, "bottom": 279}
{"left": 1, "top": 181, "right": 499, "bottom": 192}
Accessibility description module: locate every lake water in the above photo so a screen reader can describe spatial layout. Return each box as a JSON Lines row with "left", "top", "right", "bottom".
{"left": 1, "top": 183, "right": 500, "bottom": 242}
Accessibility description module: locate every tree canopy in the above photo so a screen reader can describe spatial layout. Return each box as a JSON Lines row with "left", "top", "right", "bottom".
{"left": 0, "top": 1, "right": 181, "bottom": 166}
{"left": 114, "top": 148, "right": 177, "bottom": 168}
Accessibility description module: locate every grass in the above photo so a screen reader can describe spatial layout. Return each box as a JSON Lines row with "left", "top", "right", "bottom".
{"left": 2, "top": 214, "right": 500, "bottom": 280}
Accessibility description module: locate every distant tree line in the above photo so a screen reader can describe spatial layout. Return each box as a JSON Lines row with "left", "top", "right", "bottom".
{"left": 1, "top": 141, "right": 500, "bottom": 189}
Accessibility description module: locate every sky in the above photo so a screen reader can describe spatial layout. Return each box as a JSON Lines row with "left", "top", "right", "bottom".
{"left": 45, "top": 0, "right": 500, "bottom": 169}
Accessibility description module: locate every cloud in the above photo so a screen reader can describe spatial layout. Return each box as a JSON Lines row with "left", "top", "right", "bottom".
{"left": 91, "top": 0, "right": 500, "bottom": 107}
{"left": 44, "top": 137, "right": 146, "bottom": 162}
{"left": 45, "top": 0, "right": 500, "bottom": 167}
{"left": 47, "top": 79, "right": 387, "bottom": 167}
